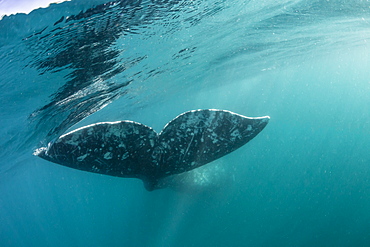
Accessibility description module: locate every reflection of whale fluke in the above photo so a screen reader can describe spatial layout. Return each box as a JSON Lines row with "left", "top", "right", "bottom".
{"left": 35, "top": 109, "right": 269, "bottom": 191}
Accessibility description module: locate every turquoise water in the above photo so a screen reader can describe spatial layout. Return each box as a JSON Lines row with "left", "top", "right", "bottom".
{"left": 1, "top": 0, "right": 370, "bottom": 246}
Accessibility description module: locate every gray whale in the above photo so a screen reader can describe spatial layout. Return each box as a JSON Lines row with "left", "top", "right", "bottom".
{"left": 35, "top": 109, "right": 269, "bottom": 191}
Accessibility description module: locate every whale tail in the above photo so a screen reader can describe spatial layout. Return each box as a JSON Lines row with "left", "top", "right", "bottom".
{"left": 35, "top": 109, "right": 269, "bottom": 191}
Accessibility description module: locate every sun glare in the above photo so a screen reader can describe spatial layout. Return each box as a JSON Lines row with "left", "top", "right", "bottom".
{"left": 0, "top": 0, "right": 70, "bottom": 19}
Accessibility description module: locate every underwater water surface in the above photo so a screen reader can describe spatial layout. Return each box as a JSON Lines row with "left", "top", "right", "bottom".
{"left": 0, "top": 0, "right": 370, "bottom": 246}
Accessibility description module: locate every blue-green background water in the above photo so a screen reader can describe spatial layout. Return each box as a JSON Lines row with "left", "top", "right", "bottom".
{"left": 1, "top": 0, "right": 370, "bottom": 246}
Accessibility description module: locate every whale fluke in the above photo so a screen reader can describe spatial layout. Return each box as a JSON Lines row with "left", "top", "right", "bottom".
{"left": 35, "top": 109, "right": 269, "bottom": 190}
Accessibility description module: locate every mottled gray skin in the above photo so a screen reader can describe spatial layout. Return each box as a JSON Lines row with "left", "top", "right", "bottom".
{"left": 35, "top": 109, "right": 269, "bottom": 191}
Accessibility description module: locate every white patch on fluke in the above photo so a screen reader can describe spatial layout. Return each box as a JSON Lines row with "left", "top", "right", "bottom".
{"left": 121, "top": 152, "right": 129, "bottom": 160}
{"left": 77, "top": 154, "right": 88, "bottom": 161}
{"left": 104, "top": 152, "right": 113, "bottom": 159}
